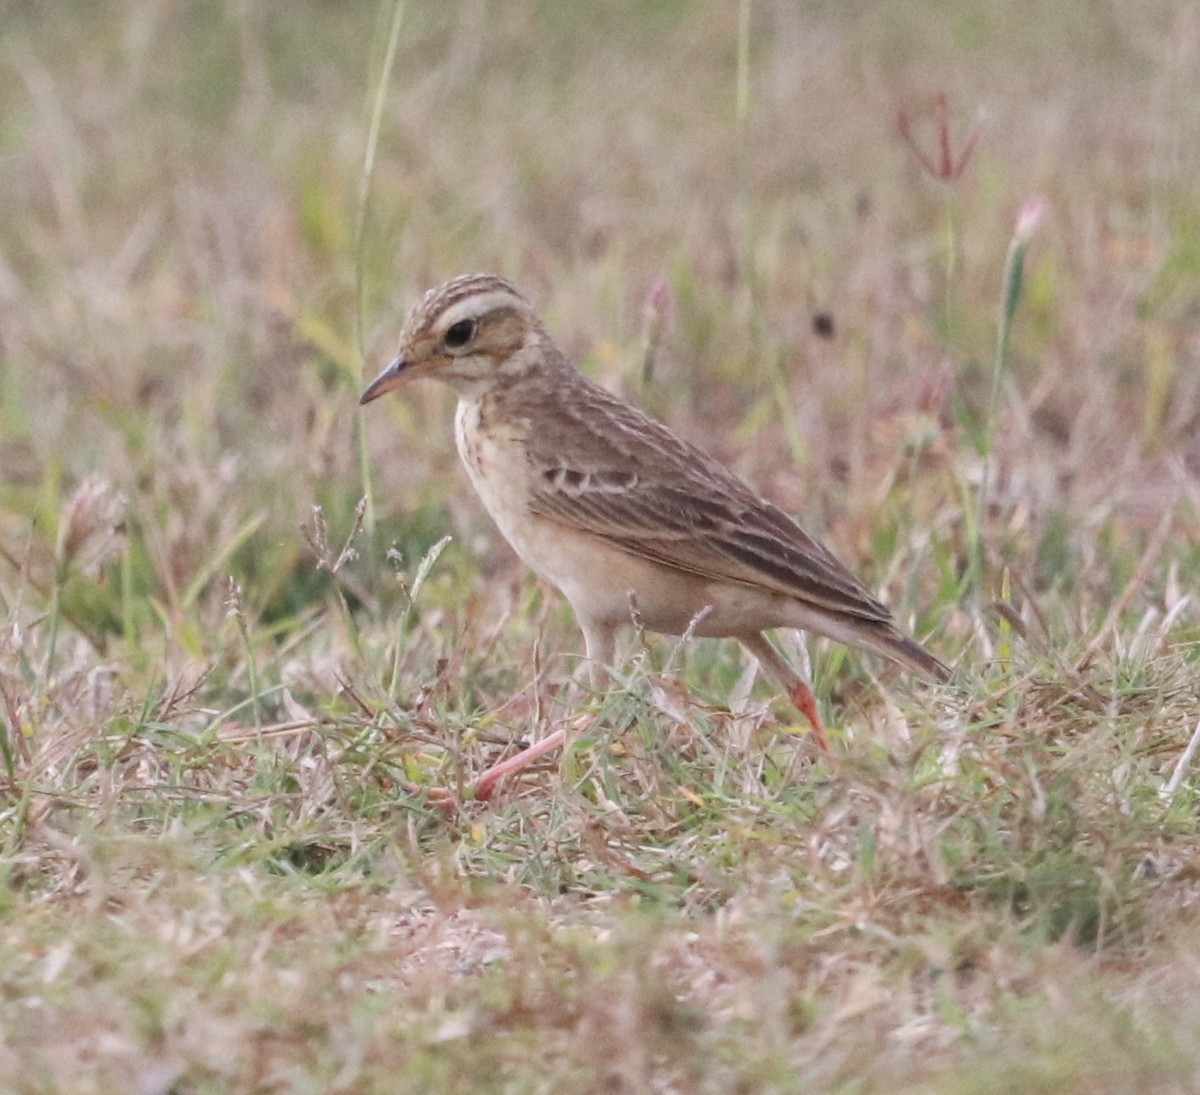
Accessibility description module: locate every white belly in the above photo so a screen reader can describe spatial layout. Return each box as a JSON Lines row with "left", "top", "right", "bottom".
{"left": 453, "top": 398, "right": 814, "bottom": 641}
{"left": 455, "top": 398, "right": 657, "bottom": 626}
{"left": 454, "top": 398, "right": 549, "bottom": 574}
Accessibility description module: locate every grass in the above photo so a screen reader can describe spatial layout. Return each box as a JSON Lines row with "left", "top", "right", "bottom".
{"left": 2, "top": 0, "right": 1200, "bottom": 1090}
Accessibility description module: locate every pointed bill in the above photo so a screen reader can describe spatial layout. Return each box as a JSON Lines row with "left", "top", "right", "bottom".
{"left": 359, "top": 355, "right": 409, "bottom": 405}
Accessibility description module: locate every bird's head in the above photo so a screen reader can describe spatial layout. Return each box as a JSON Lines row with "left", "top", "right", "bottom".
{"left": 360, "top": 274, "right": 542, "bottom": 404}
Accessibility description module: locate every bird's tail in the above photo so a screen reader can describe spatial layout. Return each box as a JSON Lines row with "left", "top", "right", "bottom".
{"left": 870, "top": 625, "right": 951, "bottom": 682}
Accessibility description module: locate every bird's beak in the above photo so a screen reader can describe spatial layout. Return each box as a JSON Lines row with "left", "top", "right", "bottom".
{"left": 359, "top": 355, "right": 409, "bottom": 405}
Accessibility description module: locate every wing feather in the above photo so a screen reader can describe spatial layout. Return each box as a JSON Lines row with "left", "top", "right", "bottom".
{"left": 515, "top": 372, "right": 893, "bottom": 626}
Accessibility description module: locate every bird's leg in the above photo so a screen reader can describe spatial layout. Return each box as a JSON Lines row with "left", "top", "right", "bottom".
{"left": 469, "top": 622, "right": 616, "bottom": 801}
{"left": 784, "top": 679, "right": 830, "bottom": 757}
{"left": 473, "top": 707, "right": 604, "bottom": 801}
{"left": 740, "top": 633, "right": 832, "bottom": 756}
{"left": 473, "top": 724, "right": 570, "bottom": 801}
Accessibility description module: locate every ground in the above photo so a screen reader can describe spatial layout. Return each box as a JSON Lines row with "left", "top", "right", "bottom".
{"left": 1, "top": 2, "right": 1199, "bottom": 1092}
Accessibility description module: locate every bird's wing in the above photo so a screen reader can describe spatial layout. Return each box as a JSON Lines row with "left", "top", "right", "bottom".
{"left": 520, "top": 376, "right": 893, "bottom": 625}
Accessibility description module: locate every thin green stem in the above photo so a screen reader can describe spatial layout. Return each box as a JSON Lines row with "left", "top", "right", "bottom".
{"left": 388, "top": 535, "right": 451, "bottom": 699}
{"left": 43, "top": 561, "right": 65, "bottom": 685}
{"left": 943, "top": 194, "right": 960, "bottom": 352}
{"left": 735, "top": 0, "right": 754, "bottom": 298}
{"left": 354, "top": 0, "right": 406, "bottom": 536}
{"left": 229, "top": 582, "right": 262, "bottom": 731}
{"left": 974, "top": 233, "right": 1029, "bottom": 600}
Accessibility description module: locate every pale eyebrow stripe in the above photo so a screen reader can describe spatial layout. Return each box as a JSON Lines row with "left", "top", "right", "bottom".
{"left": 437, "top": 290, "right": 520, "bottom": 331}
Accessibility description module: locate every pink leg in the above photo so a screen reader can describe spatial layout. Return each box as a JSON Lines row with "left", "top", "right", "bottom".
{"left": 473, "top": 726, "right": 568, "bottom": 801}
{"left": 405, "top": 727, "right": 571, "bottom": 808}
{"left": 469, "top": 623, "right": 617, "bottom": 801}
{"left": 786, "top": 680, "right": 832, "bottom": 757}
{"left": 473, "top": 712, "right": 598, "bottom": 800}
{"left": 741, "top": 633, "right": 832, "bottom": 756}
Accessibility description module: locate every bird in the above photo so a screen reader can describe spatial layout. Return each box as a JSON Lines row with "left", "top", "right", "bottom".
{"left": 360, "top": 273, "right": 948, "bottom": 799}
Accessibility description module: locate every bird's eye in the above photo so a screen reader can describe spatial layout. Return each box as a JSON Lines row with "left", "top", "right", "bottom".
{"left": 443, "top": 319, "right": 475, "bottom": 349}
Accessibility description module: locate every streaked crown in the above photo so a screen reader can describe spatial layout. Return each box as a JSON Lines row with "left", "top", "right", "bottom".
{"left": 400, "top": 273, "right": 529, "bottom": 344}
{"left": 361, "top": 273, "right": 549, "bottom": 403}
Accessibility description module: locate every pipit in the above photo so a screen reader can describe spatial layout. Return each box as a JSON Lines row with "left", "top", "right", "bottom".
{"left": 361, "top": 274, "right": 948, "bottom": 798}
